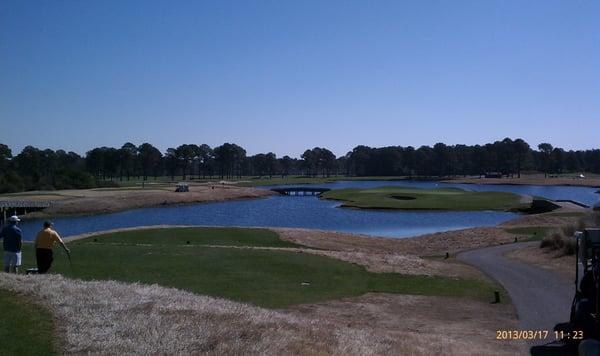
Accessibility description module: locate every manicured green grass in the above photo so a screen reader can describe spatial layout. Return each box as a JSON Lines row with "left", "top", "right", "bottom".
{"left": 20, "top": 228, "right": 505, "bottom": 308}
{"left": 322, "top": 186, "right": 527, "bottom": 211}
{"left": 0, "top": 290, "right": 57, "bottom": 355}
{"left": 505, "top": 226, "right": 555, "bottom": 241}
{"left": 88, "top": 227, "right": 303, "bottom": 248}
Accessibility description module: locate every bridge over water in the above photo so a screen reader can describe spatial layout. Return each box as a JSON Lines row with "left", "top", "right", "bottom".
{"left": 270, "top": 187, "right": 331, "bottom": 196}
{"left": 0, "top": 200, "right": 52, "bottom": 225}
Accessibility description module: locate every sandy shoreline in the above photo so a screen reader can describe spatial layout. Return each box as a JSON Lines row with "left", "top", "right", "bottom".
{"left": 15, "top": 185, "right": 274, "bottom": 219}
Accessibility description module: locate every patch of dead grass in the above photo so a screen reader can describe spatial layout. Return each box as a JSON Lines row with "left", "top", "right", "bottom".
{"left": 288, "top": 293, "right": 526, "bottom": 356}
{"left": 506, "top": 243, "right": 575, "bottom": 281}
{"left": 0, "top": 274, "right": 524, "bottom": 355}
{"left": 275, "top": 227, "right": 520, "bottom": 257}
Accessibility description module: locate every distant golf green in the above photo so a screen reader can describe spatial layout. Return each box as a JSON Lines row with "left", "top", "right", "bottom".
{"left": 0, "top": 290, "right": 57, "bottom": 355}
{"left": 19, "top": 227, "right": 506, "bottom": 308}
{"left": 321, "top": 186, "right": 527, "bottom": 211}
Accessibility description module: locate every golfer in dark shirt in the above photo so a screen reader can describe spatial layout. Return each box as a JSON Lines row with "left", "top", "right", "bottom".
{"left": 0, "top": 215, "right": 23, "bottom": 273}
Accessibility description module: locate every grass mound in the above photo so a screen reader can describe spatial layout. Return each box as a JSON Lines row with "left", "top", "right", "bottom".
{"left": 0, "top": 289, "right": 56, "bottom": 355}
{"left": 19, "top": 227, "right": 504, "bottom": 308}
{"left": 322, "top": 186, "right": 527, "bottom": 211}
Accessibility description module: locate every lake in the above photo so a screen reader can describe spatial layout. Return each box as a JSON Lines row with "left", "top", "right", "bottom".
{"left": 16, "top": 181, "right": 599, "bottom": 240}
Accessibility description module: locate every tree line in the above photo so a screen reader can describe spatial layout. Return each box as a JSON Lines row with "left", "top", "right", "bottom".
{"left": 1, "top": 138, "right": 600, "bottom": 193}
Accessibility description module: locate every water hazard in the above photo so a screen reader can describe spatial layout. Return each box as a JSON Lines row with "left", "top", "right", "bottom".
{"left": 17, "top": 181, "right": 599, "bottom": 240}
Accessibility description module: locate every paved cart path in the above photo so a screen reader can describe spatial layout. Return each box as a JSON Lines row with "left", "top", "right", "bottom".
{"left": 458, "top": 242, "right": 575, "bottom": 346}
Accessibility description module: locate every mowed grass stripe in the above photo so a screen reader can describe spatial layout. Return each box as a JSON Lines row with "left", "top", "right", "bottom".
{"left": 0, "top": 289, "right": 57, "bottom": 355}
{"left": 322, "top": 186, "right": 527, "bottom": 211}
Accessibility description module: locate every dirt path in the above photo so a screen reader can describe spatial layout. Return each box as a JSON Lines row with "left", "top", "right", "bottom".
{"left": 457, "top": 242, "right": 575, "bottom": 346}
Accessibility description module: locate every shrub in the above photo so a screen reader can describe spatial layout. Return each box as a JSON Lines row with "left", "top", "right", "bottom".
{"left": 539, "top": 232, "right": 577, "bottom": 256}
{"left": 540, "top": 233, "right": 565, "bottom": 250}
{"left": 577, "top": 219, "right": 587, "bottom": 232}
{"left": 539, "top": 239, "right": 551, "bottom": 249}
{"left": 562, "top": 238, "right": 577, "bottom": 256}
{"left": 594, "top": 212, "right": 600, "bottom": 226}
{"left": 561, "top": 225, "right": 576, "bottom": 237}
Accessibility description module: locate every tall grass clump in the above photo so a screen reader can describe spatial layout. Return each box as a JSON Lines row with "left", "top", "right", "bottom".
{"left": 539, "top": 232, "right": 577, "bottom": 256}
{"left": 540, "top": 212, "right": 600, "bottom": 256}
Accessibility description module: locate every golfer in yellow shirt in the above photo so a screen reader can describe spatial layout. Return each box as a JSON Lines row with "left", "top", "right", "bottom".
{"left": 35, "top": 221, "right": 70, "bottom": 274}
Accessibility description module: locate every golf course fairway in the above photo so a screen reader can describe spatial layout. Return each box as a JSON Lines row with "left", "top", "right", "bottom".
{"left": 17, "top": 227, "right": 506, "bottom": 308}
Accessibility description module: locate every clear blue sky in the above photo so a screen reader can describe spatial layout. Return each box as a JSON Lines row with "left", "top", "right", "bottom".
{"left": 1, "top": 0, "right": 598, "bottom": 158}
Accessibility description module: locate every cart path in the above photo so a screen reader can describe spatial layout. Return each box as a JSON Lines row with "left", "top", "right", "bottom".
{"left": 457, "top": 242, "right": 574, "bottom": 345}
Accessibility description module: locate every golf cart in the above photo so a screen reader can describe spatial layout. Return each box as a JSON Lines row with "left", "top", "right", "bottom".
{"left": 531, "top": 228, "right": 600, "bottom": 355}
{"left": 175, "top": 183, "right": 189, "bottom": 192}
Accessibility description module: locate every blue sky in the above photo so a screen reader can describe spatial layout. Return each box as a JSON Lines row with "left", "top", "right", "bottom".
{"left": 1, "top": 0, "right": 598, "bottom": 157}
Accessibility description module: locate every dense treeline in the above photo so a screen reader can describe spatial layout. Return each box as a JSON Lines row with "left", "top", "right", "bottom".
{"left": 1, "top": 138, "right": 600, "bottom": 193}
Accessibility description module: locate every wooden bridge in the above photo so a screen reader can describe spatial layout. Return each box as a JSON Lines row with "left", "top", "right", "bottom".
{"left": 0, "top": 200, "right": 53, "bottom": 225}
{"left": 271, "top": 187, "right": 331, "bottom": 196}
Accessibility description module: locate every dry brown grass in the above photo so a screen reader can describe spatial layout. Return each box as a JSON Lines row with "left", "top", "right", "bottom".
{"left": 505, "top": 244, "right": 575, "bottom": 281}
{"left": 288, "top": 293, "right": 526, "bottom": 356}
{"left": 0, "top": 274, "right": 524, "bottom": 355}
{"left": 276, "top": 225, "right": 529, "bottom": 257}
{"left": 278, "top": 226, "right": 522, "bottom": 257}
{"left": 0, "top": 274, "right": 390, "bottom": 355}
{"left": 505, "top": 211, "right": 600, "bottom": 279}
{"left": 301, "top": 249, "right": 484, "bottom": 279}
{"left": 274, "top": 227, "right": 415, "bottom": 253}
{"left": 0, "top": 193, "right": 71, "bottom": 201}
{"left": 500, "top": 210, "right": 588, "bottom": 228}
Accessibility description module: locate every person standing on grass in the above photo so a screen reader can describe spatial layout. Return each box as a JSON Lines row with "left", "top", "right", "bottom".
{"left": 35, "top": 221, "right": 70, "bottom": 274}
{"left": 1, "top": 215, "right": 23, "bottom": 273}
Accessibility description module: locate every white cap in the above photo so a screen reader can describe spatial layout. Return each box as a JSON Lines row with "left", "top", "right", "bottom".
{"left": 8, "top": 215, "right": 20, "bottom": 222}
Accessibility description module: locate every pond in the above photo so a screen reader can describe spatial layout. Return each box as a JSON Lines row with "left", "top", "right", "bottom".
{"left": 16, "top": 181, "right": 599, "bottom": 240}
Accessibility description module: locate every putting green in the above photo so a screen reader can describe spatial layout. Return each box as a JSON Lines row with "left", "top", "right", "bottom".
{"left": 322, "top": 186, "right": 528, "bottom": 211}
